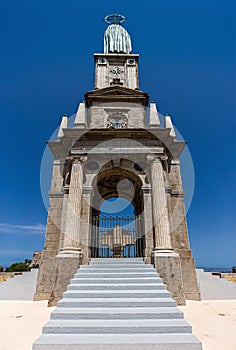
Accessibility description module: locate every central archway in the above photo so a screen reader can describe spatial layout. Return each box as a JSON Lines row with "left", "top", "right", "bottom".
{"left": 90, "top": 166, "right": 145, "bottom": 258}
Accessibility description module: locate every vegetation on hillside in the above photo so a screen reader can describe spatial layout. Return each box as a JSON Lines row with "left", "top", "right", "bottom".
{"left": 5, "top": 260, "right": 31, "bottom": 272}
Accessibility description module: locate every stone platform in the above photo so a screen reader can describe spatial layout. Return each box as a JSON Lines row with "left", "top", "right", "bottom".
{"left": 33, "top": 259, "right": 202, "bottom": 349}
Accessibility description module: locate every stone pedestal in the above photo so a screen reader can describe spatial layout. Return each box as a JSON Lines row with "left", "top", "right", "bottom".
{"left": 153, "top": 250, "right": 185, "bottom": 305}
{"left": 33, "top": 250, "right": 57, "bottom": 301}
{"left": 48, "top": 253, "right": 81, "bottom": 306}
{"left": 34, "top": 190, "right": 63, "bottom": 302}
{"left": 178, "top": 249, "right": 201, "bottom": 301}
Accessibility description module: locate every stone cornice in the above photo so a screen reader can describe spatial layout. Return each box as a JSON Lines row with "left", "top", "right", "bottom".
{"left": 85, "top": 86, "right": 149, "bottom": 107}
{"left": 94, "top": 53, "right": 140, "bottom": 60}
{"left": 49, "top": 191, "right": 64, "bottom": 198}
{"left": 71, "top": 147, "right": 164, "bottom": 155}
{"left": 82, "top": 186, "right": 93, "bottom": 194}
{"left": 47, "top": 128, "right": 186, "bottom": 160}
{"left": 171, "top": 190, "right": 185, "bottom": 197}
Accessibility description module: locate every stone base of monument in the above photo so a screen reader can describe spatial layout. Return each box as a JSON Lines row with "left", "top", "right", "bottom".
{"left": 47, "top": 252, "right": 81, "bottom": 307}
{"left": 178, "top": 249, "right": 201, "bottom": 301}
{"left": 34, "top": 250, "right": 58, "bottom": 302}
{"left": 153, "top": 250, "right": 186, "bottom": 306}
{"left": 33, "top": 258, "right": 202, "bottom": 350}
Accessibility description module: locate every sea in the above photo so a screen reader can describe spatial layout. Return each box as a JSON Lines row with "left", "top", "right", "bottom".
{"left": 198, "top": 267, "right": 233, "bottom": 273}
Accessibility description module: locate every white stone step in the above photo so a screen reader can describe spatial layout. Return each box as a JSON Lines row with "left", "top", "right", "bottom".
{"left": 67, "top": 283, "right": 167, "bottom": 290}
{"left": 58, "top": 297, "right": 176, "bottom": 308}
{"left": 74, "top": 272, "right": 158, "bottom": 278}
{"left": 81, "top": 263, "right": 153, "bottom": 266}
{"left": 90, "top": 259, "right": 144, "bottom": 264}
{"left": 33, "top": 259, "right": 202, "bottom": 349}
{"left": 33, "top": 333, "right": 202, "bottom": 350}
{"left": 91, "top": 258, "right": 144, "bottom": 261}
{"left": 71, "top": 277, "right": 163, "bottom": 284}
{"left": 63, "top": 289, "right": 171, "bottom": 298}
{"left": 78, "top": 265, "right": 157, "bottom": 273}
{"left": 51, "top": 307, "right": 184, "bottom": 320}
{"left": 43, "top": 319, "right": 192, "bottom": 334}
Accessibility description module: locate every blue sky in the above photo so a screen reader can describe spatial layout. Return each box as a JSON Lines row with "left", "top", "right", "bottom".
{"left": 0, "top": 0, "right": 235, "bottom": 268}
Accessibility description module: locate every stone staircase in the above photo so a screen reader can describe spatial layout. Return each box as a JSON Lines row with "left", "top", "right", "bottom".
{"left": 33, "top": 258, "right": 202, "bottom": 349}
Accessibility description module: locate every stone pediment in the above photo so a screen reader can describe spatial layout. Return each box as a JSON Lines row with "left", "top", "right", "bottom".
{"left": 85, "top": 86, "right": 149, "bottom": 107}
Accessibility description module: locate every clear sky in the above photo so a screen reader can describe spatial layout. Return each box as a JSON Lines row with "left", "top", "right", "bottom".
{"left": 0, "top": 0, "right": 235, "bottom": 268}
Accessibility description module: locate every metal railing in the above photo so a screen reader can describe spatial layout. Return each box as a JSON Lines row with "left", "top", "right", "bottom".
{"left": 91, "top": 215, "right": 143, "bottom": 258}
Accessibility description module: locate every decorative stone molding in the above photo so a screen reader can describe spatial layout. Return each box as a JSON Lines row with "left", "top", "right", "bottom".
{"left": 171, "top": 190, "right": 185, "bottom": 197}
{"left": 141, "top": 185, "right": 151, "bottom": 194}
{"left": 48, "top": 191, "right": 64, "bottom": 198}
{"left": 82, "top": 186, "right": 93, "bottom": 194}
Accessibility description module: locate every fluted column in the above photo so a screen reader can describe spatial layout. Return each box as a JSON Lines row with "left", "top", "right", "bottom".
{"left": 148, "top": 155, "right": 172, "bottom": 250}
{"left": 61, "top": 156, "right": 87, "bottom": 254}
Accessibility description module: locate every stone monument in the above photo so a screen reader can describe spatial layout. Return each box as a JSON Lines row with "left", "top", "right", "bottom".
{"left": 34, "top": 14, "right": 200, "bottom": 306}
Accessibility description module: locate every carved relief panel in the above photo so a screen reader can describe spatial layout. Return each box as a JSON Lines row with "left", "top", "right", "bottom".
{"left": 106, "top": 112, "right": 128, "bottom": 129}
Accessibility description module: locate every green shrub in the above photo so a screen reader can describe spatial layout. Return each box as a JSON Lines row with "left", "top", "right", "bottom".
{"left": 6, "top": 262, "right": 31, "bottom": 272}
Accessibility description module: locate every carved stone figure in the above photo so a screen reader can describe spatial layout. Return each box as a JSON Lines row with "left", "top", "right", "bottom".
{"left": 104, "top": 14, "right": 132, "bottom": 54}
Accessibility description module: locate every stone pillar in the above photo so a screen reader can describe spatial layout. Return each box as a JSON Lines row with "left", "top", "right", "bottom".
{"left": 142, "top": 185, "right": 154, "bottom": 264}
{"left": 58, "top": 191, "right": 69, "bottom": 251}
{"left": 148, "top": 155, "right": 185, "bottom": 305}
{"left": 168, "top": 159, "right": 200, "bottom": 301}
{"left": 48, "top": 155, "right": 87, "bottom": 306}
{"left": 80, "top": 186, "right": 93, "bottom": 265}
{"left": 61, "top": 156, "right": 87, "bottom": 254}
{"left": 149, "top": 156, "right": 172, "bottom": 250}
{"left": 34, "top": 159, "right": 64, "bottom": 302}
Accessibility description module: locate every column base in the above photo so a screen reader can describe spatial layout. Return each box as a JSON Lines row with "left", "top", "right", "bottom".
{"left": 47, "top": 252, "right": 81, "bottom": 307}
{"left": 152, "top": 249, "right": 185, "bottom": 305}
{"left": 58, "top": 247, "right": 83, "bottom": 257}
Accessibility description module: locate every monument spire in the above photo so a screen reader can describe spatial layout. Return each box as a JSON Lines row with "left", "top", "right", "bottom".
{"left": 104, "top": 14, "right": 132, "bottom": 54}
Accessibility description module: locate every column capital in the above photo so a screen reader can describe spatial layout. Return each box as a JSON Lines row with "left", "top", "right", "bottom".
{"left": 146, "top": 155, "right": 160, "bottom": 163}
{"left": 147, "top": 155, "right": 167, "bottom": 164}
{"left": 66, "top": 155, "right": 88, "bottom": 164}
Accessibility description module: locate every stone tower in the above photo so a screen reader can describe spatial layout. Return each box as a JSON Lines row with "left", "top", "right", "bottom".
{"left": 34, "top": 14, "right": 200, "bottom": 306}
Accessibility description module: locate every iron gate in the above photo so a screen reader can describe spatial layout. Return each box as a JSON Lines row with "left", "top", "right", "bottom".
{"left": 91, "top": 215, "right": 143, "bottom": 258}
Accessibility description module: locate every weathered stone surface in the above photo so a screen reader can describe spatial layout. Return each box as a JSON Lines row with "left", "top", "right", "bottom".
{"left": 153, "top": 251, "right": 185, "bottom": 305}
{"left": 48, "top": 254, "right": 80, "bottom": 306}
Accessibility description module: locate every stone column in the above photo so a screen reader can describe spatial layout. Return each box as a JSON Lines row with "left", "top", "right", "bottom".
{"left": 80, "top": 186, "right": 93, "bottom": 265}
{"left": 148, "top": 156, "right": 172, "bottom": 250}
{"left": 142, "top": 185, "right": 154, "bottom": 264}
{"left": 61, "top": 156, "right": 87, "bottom": 254}
{"left": 58, "top": 191, "right": 69, "bottom": 251}
{"left": 147, "top": 155, "right": 185, "bottom": 305}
